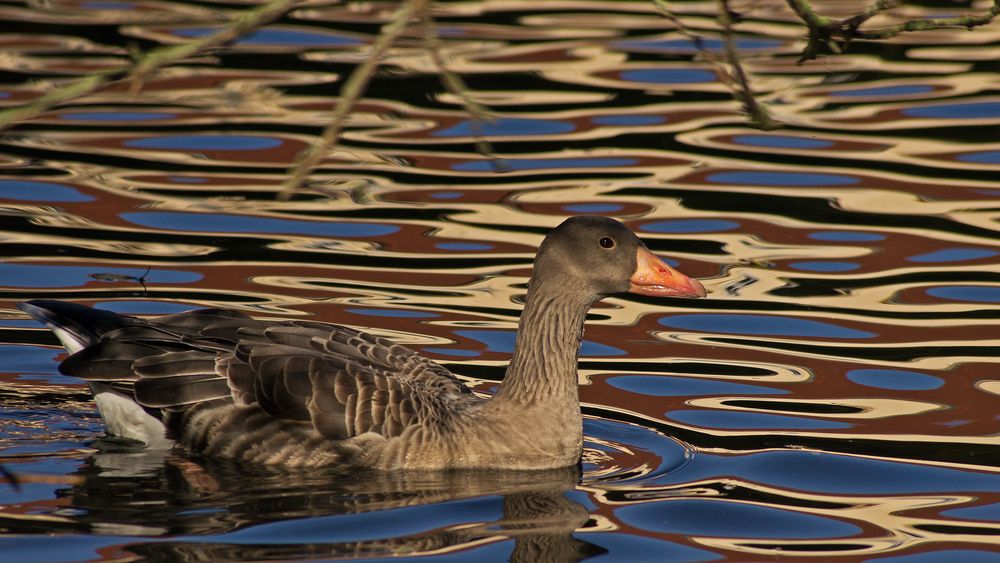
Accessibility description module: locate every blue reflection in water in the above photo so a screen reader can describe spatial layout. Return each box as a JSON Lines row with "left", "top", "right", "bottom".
{"left": 0, "top": 320, "right": 44, "bottom": 328}
{"left": 93, "top": 301, "right": 199, "bottom": 314}
{"left": 830, "top": 84, "right": 935, "bottom": 97}
{"left": 956, "top": 151, "right": 1000, "bottom": 164}
{"left": 174, "top": 27, "right": 362, "bottom": 47}
{"left": 640, "top": 219, "right": 739, "bottom": 233}
{"left": 664, "top": 449, "right": 1000, "bottom": 495}
{"left": 940, "top": 501, "right": 1000, "bottom": 521}
{"left": 902, "top": 102, "right": 1000, "bottom": 119}
{"left": 455, "top": 329, "right": 625, "bottom": 356}
{"left": 846, "top": 369, "right": 944, "bottom": 391}
{"left": 16, "top": 372, "right": 80, "bottom": 385}
{"left": 453, "top": 157, "right": 637, "bottom": 172}
{"left": 562, "top": 203, "right": 625, "bottom": 213}
{"left": 908, "top": 247, "right": 998, "bottom": 263}
{"left": 0, "top": 486, "right": 76, "bottom": 516}
{"left": 0, "top": 345, "right": 65, "bottom": 373}
{"left": 584, "top": 418, "right": 688, "bottom": 474}
{"left": 0, "top": 180, "right": 94, "bottom": 202}
{"left": 789, "top": 261, "right": 861, "bottom": 272}
{"left": 81, "top": 1, "right": 134, "bottom": 9}
{"left": 59, "top": 111, "right": 174, "bottom": 121}
{"left": 809, "top": 231, "right": 885, "bottom": 242}
{"left": 956, "top": 150, "right": 1000, "bottom": 164}
{"left": 0, "top": 264, "right": 201, "bottom": 288}
{"left": 121, "top": 212, "right": 399, "bottom": 237}
{"left": 167, "top": 176, "right": 209, "bottom": 183}
{"left": 435, "top": 242, "right": 494, "bottom": 251}
{"left": 346, "top": 308, "right": 439, "bottom": 318}
{"left": 429, "top": 191, "right": 463, "bottom": 199}
{"left": 572, "top": 533, "right": 719, "bottom": 562}
{"left": 615, "top": 498, "right": 861, "bottom": 538}
{"left": 732, "top": 135, "right": 833, "bottom": 149}
{"left": 868, "top": 550, "right": 1000, "bottom": 563}
{"left": 591, "top": 115, "right": 665, "bottom": 126}
{"left": 619, "top": 68, "right": 716, "bottom": 84}
{"left": 707, "top": 171, "right": 860, "bottom": 187}
{"left": 434, "top": 117, "right": 574, "bottom": 137}
{"left": 667, "top": 409, "right": 851, "bottom": 430}
{"left": 605, "top": 374, "right": 787, "bottom": 396}
{"left": 615, "top": 38, "right": 781, "bottom": 52}
{"left": 927, "top": 285, "right": 1000, "bottom": 303}
{"left": 124, "top": 135, "right": 283, "bottom": 151}
{"left": 659, "top": 313, "right": 877, "bottom": 339}
{"left": 434, "top": 27, "right": 467, "bottom": 38}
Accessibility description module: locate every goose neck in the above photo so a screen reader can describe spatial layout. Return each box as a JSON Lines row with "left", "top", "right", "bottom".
{"left": 493, "top": 284, "right": 590, "bottom": 406}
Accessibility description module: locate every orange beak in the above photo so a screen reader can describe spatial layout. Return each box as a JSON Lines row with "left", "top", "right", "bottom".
{"left": 629, "top": 245, "right": 706, "bottom": 298}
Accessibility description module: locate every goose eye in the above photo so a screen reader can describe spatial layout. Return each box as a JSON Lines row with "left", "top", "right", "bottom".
{"left": 599, "top": 237, "right": 615, "bottom": 249}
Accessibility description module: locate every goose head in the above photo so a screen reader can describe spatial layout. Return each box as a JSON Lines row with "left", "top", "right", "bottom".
{"left": 531, "top": 215, "right": 706, "bottom": 304}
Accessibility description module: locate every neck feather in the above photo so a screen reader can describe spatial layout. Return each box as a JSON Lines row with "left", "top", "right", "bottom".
{"left": 492, "top": 280, "right": 591, "bottom": 407}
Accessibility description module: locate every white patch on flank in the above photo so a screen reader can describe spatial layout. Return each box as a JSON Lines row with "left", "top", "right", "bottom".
{"left": 89, "top": 383, "right": 174, "bottom": 449}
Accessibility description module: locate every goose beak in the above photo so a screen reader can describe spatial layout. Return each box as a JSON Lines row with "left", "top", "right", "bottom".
{"left": 629, "top": 245, "right": 706, "bottom": 298}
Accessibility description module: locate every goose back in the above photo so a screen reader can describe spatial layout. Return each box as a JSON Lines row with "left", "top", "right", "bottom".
{"left": 32, "top": 302, "right": 476, "bottom": 467}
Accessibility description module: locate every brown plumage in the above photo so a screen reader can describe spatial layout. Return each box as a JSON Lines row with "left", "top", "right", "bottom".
{"left": 20, "top": 215, "right": 706, "bottom": 470}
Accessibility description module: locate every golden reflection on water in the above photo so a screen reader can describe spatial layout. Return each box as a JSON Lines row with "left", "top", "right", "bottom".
{"left": 1, "top": 0, "right": 999, "bottom": 560}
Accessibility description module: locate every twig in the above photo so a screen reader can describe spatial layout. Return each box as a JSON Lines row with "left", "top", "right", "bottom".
{"left": 652, "top": 1, "right": 732, "bottom": 91}
{"left": 130, "top": 0, "right": 298, "bottom": 85}
{"left": 279, "top": 0, "right": 430, "bottom": 200}
{"left": 0, "top": 0, "right": 297, "bottom": 129}
{"left": 856, "top": 3, "right": 1000, "bottom": 39}
{"left": 0, "top": 72, "right": 121, "bottom": 129}
{"left": 717, "top": 0, "right": 778, "bottom": 129}
{"left": 653, "top": 0, "right": 778, "bottom": 129}
{"left": 786, "top": 0, "right": 1000, "bottom": 62}
{"left": 419, "top": 9, "right": 505, "bottom": 168}
{"left": 652, "top": 0, "right": 715, "bottom": 60}
{"left": 849, "top": 0, "right": 897, "bottom": 30}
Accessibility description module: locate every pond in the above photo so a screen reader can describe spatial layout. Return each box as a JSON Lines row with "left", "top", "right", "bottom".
{"left": 1, "top": 0, "right": 999, "bottom": 561}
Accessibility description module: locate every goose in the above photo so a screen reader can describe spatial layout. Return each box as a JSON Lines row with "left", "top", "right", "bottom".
{"left": 19, "top": 215, "right": 706, "bottom": 470}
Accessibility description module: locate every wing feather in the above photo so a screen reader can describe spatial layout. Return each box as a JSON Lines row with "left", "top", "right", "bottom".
{"left": 40, "top": 303, "right": 473, "bottom": 446}
{"left": 134, "top": 373, "right": 231, "bottom": 407}
{"left": 60, "top": 341, "right": 165, "bottom": 381}
{"left": 132, "top": 350, "right": 217, "bottom": 377}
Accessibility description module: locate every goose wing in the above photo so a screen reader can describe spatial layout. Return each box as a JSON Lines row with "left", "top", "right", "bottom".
{"left": 59, "top": 308, "right": 472, "bottom": 441}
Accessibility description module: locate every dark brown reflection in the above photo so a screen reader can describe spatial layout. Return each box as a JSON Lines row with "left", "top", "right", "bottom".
{"left": 2, "top": 441, "right": 599, "bottom": 561}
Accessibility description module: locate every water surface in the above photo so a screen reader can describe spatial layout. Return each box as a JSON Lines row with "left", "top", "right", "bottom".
{"left": 1, "top": 0, "right": 999, "bottom": 561}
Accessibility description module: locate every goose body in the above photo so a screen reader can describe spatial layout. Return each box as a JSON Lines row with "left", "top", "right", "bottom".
{"left": 20, "top": 216, "right": 705, "bottom": 470}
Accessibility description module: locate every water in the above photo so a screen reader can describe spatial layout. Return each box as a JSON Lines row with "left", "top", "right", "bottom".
{"left": 1, "top": 0, "right": 999, "bottom": 560}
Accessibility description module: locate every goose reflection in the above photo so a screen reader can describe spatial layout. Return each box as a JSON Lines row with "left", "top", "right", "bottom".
{"left": 18, "top": 440, "right": 602, "bottom": 561}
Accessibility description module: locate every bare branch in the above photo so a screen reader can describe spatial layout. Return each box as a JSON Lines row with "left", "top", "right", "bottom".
{"left": 786, "top": 0, "right": 1000, "bottom": 62}
{"left": 418, "top": 9, "right": 506, "bottom": 170}
{"left": 279, "top": 0, "right": 430, "bottom": 200}
{"left": 0, "top": 0, "right": 298, "bottom": 129}
{"left": 717, "top": 0, "right": 778, "bottom": 129}
{"left": 654, "top": 0, "right": 778, "bottom": 129}
{"left": 0, "top": 72, "right": 120, "bottom": 128}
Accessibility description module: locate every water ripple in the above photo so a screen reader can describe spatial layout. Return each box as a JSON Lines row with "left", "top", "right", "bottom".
{"left": 1, "top": 1, "right": 999, "bottom": 560}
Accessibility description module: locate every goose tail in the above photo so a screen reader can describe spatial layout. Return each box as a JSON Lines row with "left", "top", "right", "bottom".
{"left": 17, "top": 299, "right": 135, "bottom": 354}
{"left": 18, "top": 300, "right": 173, "bottom": 448}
